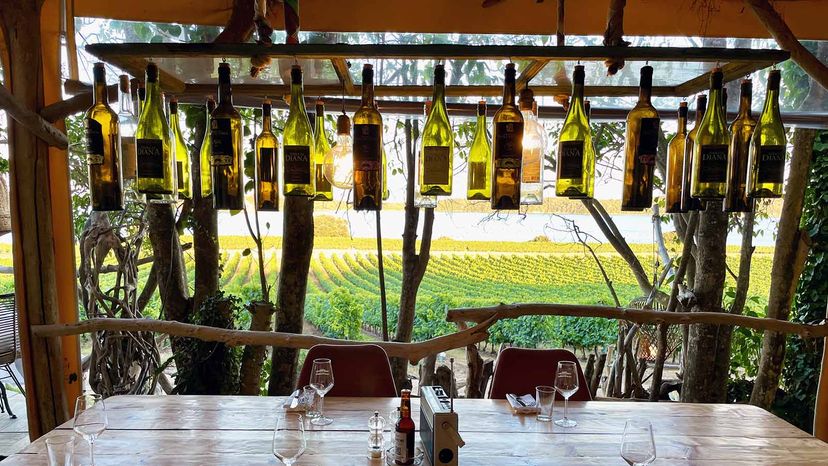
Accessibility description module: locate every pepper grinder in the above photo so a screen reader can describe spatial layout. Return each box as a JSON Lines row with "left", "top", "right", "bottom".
{"left": 368, "top": 410, "right": 386, "bottom": 458}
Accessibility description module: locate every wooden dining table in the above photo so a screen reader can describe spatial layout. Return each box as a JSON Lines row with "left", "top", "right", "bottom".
{"left": 3, "top": 395, "right": 827, "bottom": 465}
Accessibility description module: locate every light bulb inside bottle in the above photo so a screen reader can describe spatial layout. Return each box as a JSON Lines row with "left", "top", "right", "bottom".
{"left": 521, "top": 109, "right": 545, "bottom": 157}
{"left": 324, "top": 133, "right": 354, "bottom": 189}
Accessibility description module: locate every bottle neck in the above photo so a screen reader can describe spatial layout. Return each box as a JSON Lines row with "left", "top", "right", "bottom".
{"left": 737, "top": 91, "right": 753, "bottom": 120}
{"left": 476, "top": 114, "right": 486, "bottom": 131}
{"left": 262, "top": 104, "right": 272, "bottom": 131}
{"left": 93, "top": 71, "right": 106, "bottom": 105}
{"left": 361, "top": 76, "right": 375, "bottom": 108}
{"left": 218, "top": 77, "right": 232, "bottom": 105}
{"left": 677, "top": 115, "right": 687, "bottom": 133}
{"left": 502, "top": 77, "right": 516, "bottom": 106}
{"left": 290, "top": 81, "right": 307, "bottom": 116}
{"left": 432, "top": 76, "right": 446, "bottom": 108}
{"left": 144, "top": 79, "right": 162, "bottom": 113}
{"left": 763, "top": 88, "right": 780, "bottom": 119}
{"left": 169, "top": 106, "right": 181, "bottom": 130}
{"left": 708, "top": 87, "right": 725, "bottom": 124}
{"left": 118, "top": 85, "right": 133, "bottom": 115}
{"left": 638, "top": 85, "right": 652, "bottom": 104}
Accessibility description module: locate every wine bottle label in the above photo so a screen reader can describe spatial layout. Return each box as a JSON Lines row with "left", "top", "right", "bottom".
{"left": 637, "top": 118, "right": 660, "bottom": 166}
{"left": 136, "top": 138, "right": 165, "bottom": 179}
{"left": 259, "top": 147, "right": 276, "bottom": 183}
{"left": 85, "top": 118, "right": 105, "bottom": 165}
{"left": 698, "top": 144, "right": 729, "bottom": 183}
{"left": 211, "top": 118, "right": 234, "bottom": 164}
{"left": 284, "top": 145, "right": 311, "bottom": 185}
{"left": 522, "top": 152, "right": 542, "bottom": 184}
{"left": 559, "top": 140, "right": 584, "bottom": 180}
{"left": 354, "top": 124, "right": 381, "bottom": 171}
{"left": 394, "top": 431, "right": 413, "bottom": 464}
{"left": 494, "top": 122, "right": 523, "bottom": 169}
{"left": 423, "top": 146, "right": 450, "bottom": 185}
{"left": 757, "top": 145, "right": 785, "bottom": 184}
{"left": 121, "top": 136, "right": 137, "bottom": 179}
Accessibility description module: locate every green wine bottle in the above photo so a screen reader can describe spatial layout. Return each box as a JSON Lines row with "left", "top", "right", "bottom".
{"left": 555, "top": 64, "right": 595, "bottom": 198}
{"left": 353, "top": 64, "right": 383, "bottom": 211}
{"left": 283, "top": 65, "right": 315, "bottom": 197}
{"left": 211, "top": 62, "right": 244, "bottom": 210}
{"left": 313, "top": 100, "right": 333, "bottom": 201}
{"left": 420, "top": 64, "right": 453, "bottom": 196}
{"left": 199, "top": 97, "right": 216, "bottom": 198}
{"left": 85, "top": 62, "right": 123, "bottom": 211}
{"left": 467, "top": 101, "right": 492, "bottom": 201}
{"left": 691, "top": 68, "right": 730, "bottom": 200}
{"left": 135, "top": 62, "right": 175, "bottom": 200}
{"left": 169, "top": 97, "right": 192, "bottom": 200}
{"left": 256, "top": 98, "right": 279, "bottom": 211}
{"left": 621, "top": 66, "right": 660, "bottom": 211}
{"left": 746, "top": 69, "right": 786, "bottom": 199}
{"left": 681, "top": 95, "right": 706, "bottom": 212}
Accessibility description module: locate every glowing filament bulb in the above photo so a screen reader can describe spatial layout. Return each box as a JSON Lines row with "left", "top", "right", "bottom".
{"left": 323, "top": 114, "right": 354, "bottom": 189}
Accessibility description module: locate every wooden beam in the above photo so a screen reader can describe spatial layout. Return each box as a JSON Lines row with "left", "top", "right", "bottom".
{"left": 447, "top": 303, "right": 828, "bottom": 339}
{"left": 31, "top": 315, "right": 497, "bottom": 365}
{"left": 85, "top": 43, "right": 791, "bottom": 64}
{"left": 0, "top": 84, "right": 68, "bottom": 149}
{"left": 516, "top": 59, "right": 550, "bottom": 89}
{"left": 674, "top": 60, "right": 776, "bottom": 97}
{"left": 745, "top": 0, "right": 828, "bottom": 92}
{"left": 330, "top": 58, "right": 355, "bottom": 95}
{"left": 111, "top": 56, "right": 186, "bottom": 94}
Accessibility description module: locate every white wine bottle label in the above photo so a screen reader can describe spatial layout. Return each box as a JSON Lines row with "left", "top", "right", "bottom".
{"left": 394, "top": 431, "right": 411, "bottom": 464}
{"left": 637, "top": 118, "right": 660, "bottom": 166}
{"left": 423, "top": 146, "right": 450, "bottom": 185}
{"left": 558, "top": 140, "right": 584, "bottom": 180}
{"left": 85, "top": 118, "right": 105, "bottom": 165}
{"left": 698, "top": 144, "right": 729, "bottom": 183}
{"left": 259, "top": 147, "right": 276, "bottom": 182}
{"left": 757, "top": 145, "right": 785, "bottom": 183}
{"left": 284, "top": 145, "right": 311, "bottom": 184}
{"left": 136, "top": 138, "right": 165, "bottom": 179}
{"left": 211, "top": 118, "right": 234, "bottom": 163}
{"left": 121, "top": 136, "right": 137, "bottom": 179}
{"left": 354, "top": 124, "right": 381, "bottom": 171}
{"left": 495, "top": 122, "right": 523, "bottom": 168}
{"left": 522, "top": 152, "right": 542, "bottom": 184}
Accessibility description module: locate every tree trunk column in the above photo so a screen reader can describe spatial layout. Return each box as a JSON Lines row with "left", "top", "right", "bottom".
{"left": 681, "top": 201, "right": 731, "bottom": 403}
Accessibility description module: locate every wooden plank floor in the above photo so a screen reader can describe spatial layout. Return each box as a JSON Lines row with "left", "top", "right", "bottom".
{"left": 0, "top": 392, "right": 29, "bottom": 460}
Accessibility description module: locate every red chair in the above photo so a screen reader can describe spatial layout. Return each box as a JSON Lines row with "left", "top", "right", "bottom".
{"left": 488, "top": 348, "right": 592, "bottom": 401}
{"left": 296, "top": 344, "right": 397, "bottom": 397}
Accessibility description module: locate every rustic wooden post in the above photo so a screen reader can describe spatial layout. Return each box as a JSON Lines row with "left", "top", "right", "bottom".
{"left": 814, "top": 299, "right": 828, "bottom": 441}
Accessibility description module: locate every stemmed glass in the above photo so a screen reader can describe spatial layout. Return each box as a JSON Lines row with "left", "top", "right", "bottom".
{"left": 309, "top": 358, "right": 335, "bottom": 426}
{"left": 73, "top": 394, "right": 108, "bottom": 466}
{"left": 554, "top": 361, "right": 579, "bottom": 428}
{"left": 621, "top": 419, "right": 657, "bottom": 465}
{"left": 272, "top": 413, "right": 307, "bottom": 466}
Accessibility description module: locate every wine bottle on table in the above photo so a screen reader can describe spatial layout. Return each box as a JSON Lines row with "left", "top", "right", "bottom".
{"left": 681, "top": 95, "right": 706, "bottom": 212}
{"left": 491, "top": 63, "right": 523, "bottom": 210}
{"left": 555, "top": 64, "right": 595, "bottom": 199}
{"left": 313, "top": 100, "right": 333, "bottom": 201}
{"left": 85, "top": 62, "right": 123, "bottom": 211}
{"left": 353, "top": 64, "right": 383, "bottom": 211}
{"left": 621, "top": 65, "right": 660, "bottom": 211}
{"left": 467, "top": 100, "right": 492, "bottom": 201}
{"left": 256, "top": 99, "right": 279, "bottom": 211}
{"left": 282, "top": 65, "right": 315, "bottom": 197}
{"left": 394, "top": 389, "right": 415, "bottom": 466}
{"left": 519, "top": 87, "right": 544, "bottom": 205}
{"left": 724, "top": 80, "right": 757, "bottom": 212}
{"left": 210, "top": 62, "right": 244, "bottom": 210}
{"left": 420, "top": 64, "right": 453, "bottom": 196}
{"left": 169, "top": 97, "right": 192, "bottom": 200}
{"left": 691, "top": 68, "right": 730, "bottom": 200}
{"left": 746, "top": 69, "right": 786, "bottom": 199}
{"left": 665, "top": 102, "right": 689, "bottom": 213}
{"left": 117, "top": 75, "right": 137, "bottom": 184}
{"left": 199, "top": 97, "right": 216, "bottom": 198}
{"left": 135, "top": 62, "right": 175, "bottom": 201}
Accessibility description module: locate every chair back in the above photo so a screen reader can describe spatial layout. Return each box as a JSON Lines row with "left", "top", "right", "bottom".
{"left": 0, "top": 294, "right": 16, "bottom": 366}
{"left": 489, "top": 347, "right": 592, "bottom": 401}
{"left": 296, "top": 344, "right": 397, "bottom": 397}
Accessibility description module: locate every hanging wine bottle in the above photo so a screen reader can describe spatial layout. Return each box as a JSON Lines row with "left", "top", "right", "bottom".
{"left": 117, "top": 75, "right": 137, "bottom": 184}
{"left": 415, "top": 101, "right": 437, "bottom": 208}
{"left": 467, "top": 100, "right": 492, "bottom": 201}
{"left": 420, "top": 64, "right": 453, "bottom": 196}
{"left": 691, "top": 68, "right": 730, "bottom": 199}
{"left": 746, "top": 69, "right": 786, "bottom": 199}
{"left": 621, "top": 65, "right": 660, "bottom": 211}
{"left": 584, "top": 100, "right": 591, "bottom": 122}
{"left": 136, "top": 81, "right": 145, "bottom": 116}
{"left": 665, "top": 102, "right": 689, "bottom": 213}
{"left": 724, "top": 80, "right": 756, "bottom": 212}
{"left": 681, "top": 95, "right": 706, "bottom": 212}
{"left": 169, "top": 97, "right": 192, "bottom": 200}
{"left": 371, "top": 99, "right": 391, "bottom": 202}
{"left": 491, "top": 63, "right": 523, "bottom": 210}
{"left": 519, "top": 87, "right": 544, "bottom": 205}
{"left": 555, "top": 64, "right": 594, "bottom": 198}
{"left": 353, "top": 64, "right": 383, "bottom": 211}
{"left": 313, "top": 100, "right": 333, "bottom": 201}
{"left": 199, "top": 97, "right": 216, "bottom": 198}
{"left": 283, "top": 65, "right": 315, "bottom": 197}
{"left": 256, "top": 98, "right": 279, "bottom": 211}
{"left": 135, "top": 62, "right": 175, "bottom": 200}
{"left": 85, "top": 63, "right": 123, "bottom": 211}
{"left": 210, "top": 62, "right": 243, "bottom": 210}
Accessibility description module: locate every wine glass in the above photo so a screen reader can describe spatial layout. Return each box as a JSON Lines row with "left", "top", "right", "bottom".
{"left": 621, "top": 419, "right": 657, "bottom": 465}
{"left": 272, "top": 413, "right": 307, "bottom": 466}
{"left": 73, "top": 394, "right": 108, "bottom": 466}
{"left": 309, "top": 358, "right": 335, "bottom": 426}
{"left": 554, "top": 361, "right": 579, "bottom": 428}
